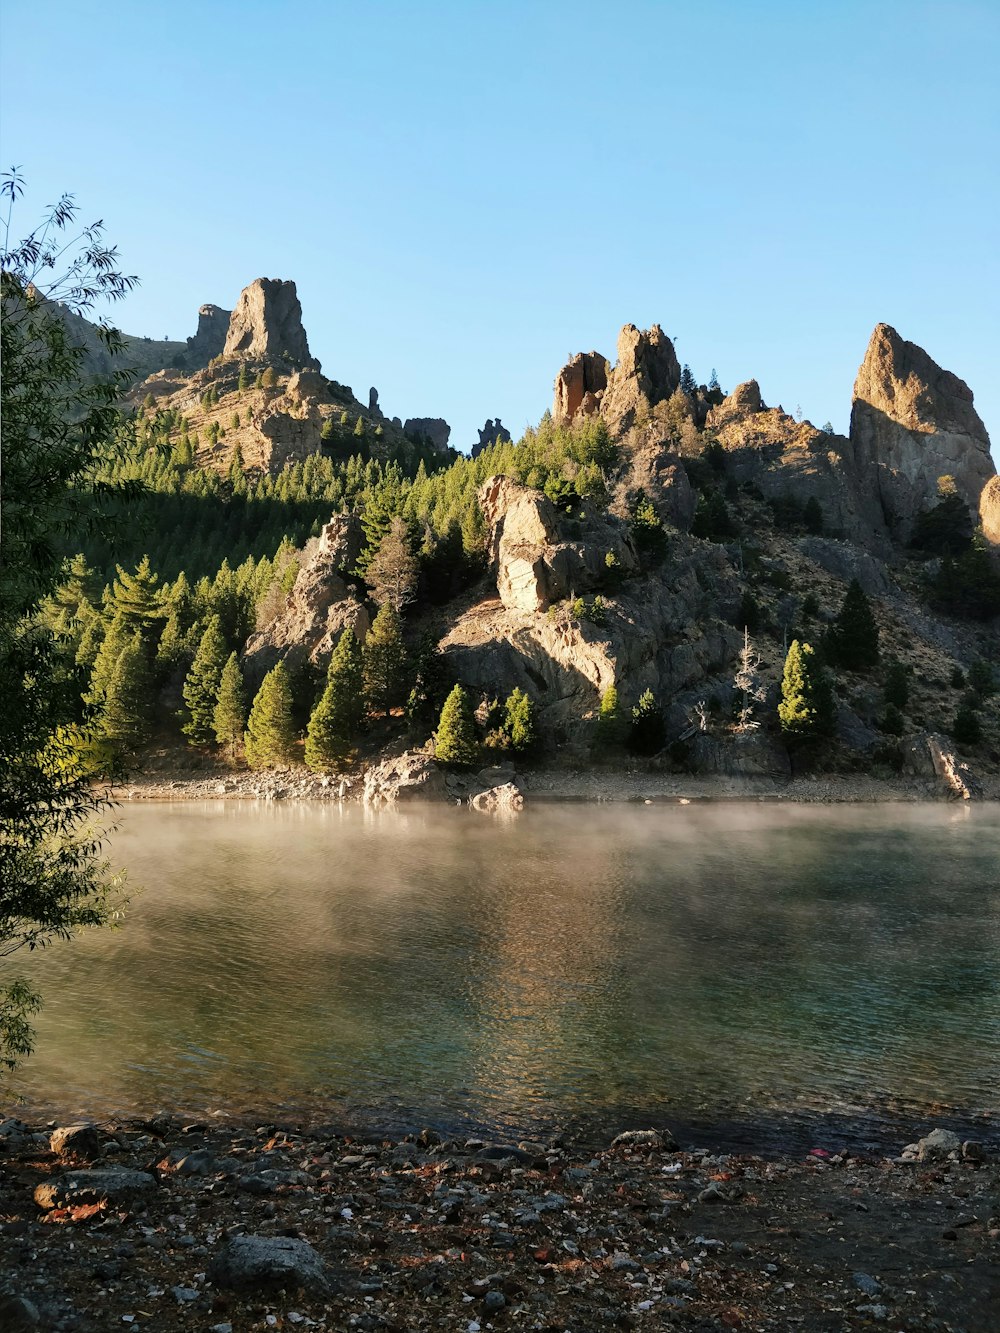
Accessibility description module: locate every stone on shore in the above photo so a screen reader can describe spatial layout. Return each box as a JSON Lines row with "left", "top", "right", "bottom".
{"left": 916, "top": 1128, "right": 963, "bottom": 1161}
{"left": 50, "top": 1122, "right": 103, "bottom": 1160}
{"left": 208, "top": 1234, "right": 330, "bottom": 1294}
{"left": 34, "top": 1168, "right": 157, "bottom": 1210}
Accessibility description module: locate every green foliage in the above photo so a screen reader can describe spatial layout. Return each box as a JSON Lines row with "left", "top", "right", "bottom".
{"left": 365, "top": 516, "right": 418, "bottom": 612}
{"left": 405, "top": 635, "right": 452, "bottom": 725}
{"left": 503, "top": 687, "right": 536, "bottom": 753}
{"left": 182, "top": 616, "right": 229, "bottom": 744}
{"left": 435, "top": 684, "right": 479, "bottom": 765}
{"left": 0, "top": 171, "right": 137, "bottom": 1065}
{"left": 261, "top": 366, "right": 278, "bottom": 390}
{"left": 779, "top": 640, "right": 835, "bottom": 740}
{"left": 880, "top": 703, "right": 905, "bottom": 736}
{"left": 629, "top": 491, "right": 666, "bottom": 562}
{"left": 931, "top": 542, "right": 1000, "bottom": 620}
{"left": 305, "top": 628, "right": 365, "bottom": 771}
{"left": 237, "top": 362, "right": 249, "bottom": 392}
{"left": 968, "top": 658, "right": 997, "bottom": 699}
{"left": 629, "top": 689, "right": 665, "bottom": 755}
{"left": 803, "top": 496, "right": 824, "bottom": 535}
{"left": 911, "top": 490, "right": 974, "bottom": 556}
{"left": 825, "top": 579, "right": 879, "bottom": 671}
{"left": 213, "top": 652, "right": 247, "bottom": 756}
{"left": 363, "top": 604, "right": 407, "bottom": 717}
{"left": 244, "top": 661, "right": 296, "bottom": 768}
{"left": 738, "top": 590, "right": 762, "bottom": 633}
{"left": 692, "top": 489, "right": 736, "bottom": 541}
{"left": 596, "top": 685, "right": 625, "bottom": 747}
{"left": 100, "top": 632, "right": 152, "bottom": 751}
{"left": 952, "top": 704, "right": 982, "bottom": 746}
{"left": 801, "top": 592, "right": 820, "bottom": 620}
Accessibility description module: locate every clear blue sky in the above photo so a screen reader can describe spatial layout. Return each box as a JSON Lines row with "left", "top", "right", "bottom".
{"left": 3, "top": 0, "right": 997, "bottom": 456}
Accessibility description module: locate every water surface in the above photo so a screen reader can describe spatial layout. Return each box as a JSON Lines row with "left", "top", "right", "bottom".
{"left": 9, "top": 801, "right": 1000, "bottom": 1149}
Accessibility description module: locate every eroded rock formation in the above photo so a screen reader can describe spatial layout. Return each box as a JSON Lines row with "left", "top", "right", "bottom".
{"left": 979, "top": 474, "right": 1000, "bottom": 545}
{"left": 600, "top": 324, "right": 681, "bottom": 434}
{"left": 553, "top": 351, "right": 609, "bottom": 422}
{"left": 223, "top": 278, "right": 319, "bottom": 370}
{"left": 241, "top": 514, "right": 368, "bottom": 687}
{"left": 185, "top": 303, "right": 231, "bottom": 368}
{"left": 849, "top": 323, "right": 995, "bottom": 538}
{"left": 472, "top": 418, "right": 512, "bottom": 457}
{"left": 403, "top": 417, "right": 451, "bottom": 452}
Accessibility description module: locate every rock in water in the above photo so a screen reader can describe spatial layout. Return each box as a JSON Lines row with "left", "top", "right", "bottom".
{"left": 850, "top": 322, "right": 995, "bottom": 539}
{"left": 222, "top": 277, "right": 319, "bottom": 370}
{"left": 208, "top": 1234, "right": 329, "bottom": 1294}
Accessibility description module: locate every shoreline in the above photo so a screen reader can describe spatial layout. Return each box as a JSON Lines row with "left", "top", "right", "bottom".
{"left": 108, "top": 764, "right": 1000, "bottom": 805}
{"left": 3, "top": 1110, "right": 997, "bottom": 1331}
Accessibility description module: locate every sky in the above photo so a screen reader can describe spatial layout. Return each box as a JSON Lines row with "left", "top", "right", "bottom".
{"left": 2, "top": 0, "right": 998, "bottom": 456}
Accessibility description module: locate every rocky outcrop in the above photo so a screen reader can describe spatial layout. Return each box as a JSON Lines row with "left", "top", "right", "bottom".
{"left": 798, "top": 537, "right": 894, "bottom": 598}
{"left": 369, "top": 386, "right": 380, "bottom": 414}
{"left": 980, "top": 475, "right": 1000, "bottom": 545}
{"left": 705, "top": 379, "right": 764, "bottom": 427}
{"left": 479, "top": 476, "right": 639, "bottom": 614}
{"left": 472, "top": 418, "right": 512, "bottom": 457}
{"left": 849, "top": 323, "right": 995, "bottom": 539}
{"left": 600, "top": 324, "right": 680, "bottom": 433}
{"left": 621, "top": 441, "right": 696, "bottom": 530}
{"left": 553, "top": 351, "right": 609, "bottom": 422}
{"left": 403, "top": 417, "right": 451, "bottom": 452}
{"left": 222, "top": 278, "right": 319, "bottom": 370}
{"left": 363, "top": 751, "right": 448, "bottom": 805}
{"left": 241, "top": 514, "right": 368, "bottom": 687}
{"left": 688, "top": 732, "right": 792, "bottom": 779}
{"left": 927, "top": 734, "right": 982, "bottom": 801}
{"left": 185, "top": 303, "right": 230, "bottom": 367}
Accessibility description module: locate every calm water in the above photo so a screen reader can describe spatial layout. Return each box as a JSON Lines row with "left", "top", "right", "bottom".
{"left": 8, "top": 801, "right": 1000, "bottom": 1149}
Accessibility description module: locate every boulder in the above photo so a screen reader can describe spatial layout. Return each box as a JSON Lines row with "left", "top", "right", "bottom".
{"left": 403, "top": 417, "right": 451, "bottom": 452}
{"left": 208, "top": 1234, "right": 329, "bottom": 1295}
{"left": 363, "top": 751, "right": 448, "bottom": 805}
{"left": 34, "top": 1168, "right": 156, "bottom": 1210}
{"left": 849, "top": 323, "right": 995, "bottom": 539}
{"left": 469, "top": 782, "right": 524, "bottom": 813}
{"left": 916, "top": 1127, "right": 962, "bottom": 1161}
{"left": 600, "top": 324, "right": 680, "bottom": 433}
{"left": 49, "top": 1123, "right": 103, "bottom": 1160}
{"left": 553, "top": 350, "right": 609, "bottom": 422}
{"left": 222, "top": 278, "right": 319, "bottom": 370}
{"left": 981, "top": 474, "right": 1000, "bottom": 545}
{"left": 705, "top": 379, "right": 764, "bottom": 427}
{"left": 926, "top": 734, "right": 982, "bottom": 800}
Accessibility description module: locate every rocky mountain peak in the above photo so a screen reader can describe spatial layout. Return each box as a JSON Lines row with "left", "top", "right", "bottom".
{"left": 849, "top": 322, "right": 995, "bottom": 536}
{"left": 553, "top": 351, "right": 609, "bottom": 422}
{"left": 222, "top": 277, "right": 319, "bottom": 370}
{"left": 600, "top": 323, "right": 681, "bottom": 432}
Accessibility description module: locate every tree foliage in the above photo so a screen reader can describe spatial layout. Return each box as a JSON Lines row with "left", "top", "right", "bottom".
{"left": 435, "top": 684, "right": 479, "bottom": 765}
{"left": 825, "top": 579, "right": 879, "bottom": 671}
{"left": 778, "top": 640, "right": 835, "bottom": 740}
{"left": 305, "top": 628, "right": 364, "bottom": 771}
{"left": 244, "top": 662, "right": 296, "bottom": 769}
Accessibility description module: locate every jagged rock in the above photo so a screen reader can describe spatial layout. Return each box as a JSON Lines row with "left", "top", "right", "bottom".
{"left": 222, "top": 278, "right": 319, "bottom": 370}
{"left": 799, "top": 537, "right": 893, "bottom": 598}
{"left": 916, "top": 1128, "right": 962, "bottom": 1161}
{"left": 363, "top": 751, "right": 447, "bottom": 805}
{"left": 242, "top": 514, "right": 368, "bottom": 687}
{"left": 479, "top": 475, "right": 638, "bottom": 614}
{"left": 688, "top": 732, "right": 792, "bottom": 778}
{"left": 403, "top": 417, "right": 451, "bottom": 452}
{"left": 622, "top": 441, "right": 696, "bottom": 530}
{"left": 981, "top": 474, "right": 1000, "bottom": 545}
{"left": 705, "top": 379, "right": 765, "bottom": 428}
{"left": 185, "top": 303, "right": 230, "bottom": 367}
{"left": 553, "top": 351, "right": 609, "bottom": 422}
{"left": 850, "top": 323, "right": 995, "bottom": 538}
{"left": 208, "top": 1234, "right": 330, "bottom": 1294}
{"left": 472, "top": 418, "right": 513, "bottom": 457}
{"left": 369, "top": 386, "right": 380, "bottom": 414}
{"left": 600, "top": 324, "right": 680, "bottom": 433}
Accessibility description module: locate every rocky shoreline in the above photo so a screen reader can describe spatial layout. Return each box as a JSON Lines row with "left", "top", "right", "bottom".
{"left": 1, "top": 1113, "right": 997, "bottom": 1332}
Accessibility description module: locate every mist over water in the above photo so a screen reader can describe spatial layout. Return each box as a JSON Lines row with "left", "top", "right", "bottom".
{"left": 10, "top": 802, "right": 1000, "bottom": 1148}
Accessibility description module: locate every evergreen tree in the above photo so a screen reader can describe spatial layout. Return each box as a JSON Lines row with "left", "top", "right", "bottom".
{"left": 435, "top": 684, "right": 479, "bottom": 765}
{"left": 108, "top": 555, "right": 161, "bottom": 630}
{"left": 304, "top": 628, "right": 365, "bottom": 771}
{"left": 100, "top": 633, "right": 152, "bottom": 752}
{"left": 883, "top": 657, "right": 909, "bottom": 711}
{"left": 803, "top": 496, "right": 824, "bottom": 535}
{"left": 778, "top": 640, "right": 835, "bottom": 739}
{"left": 213, "top": 652, "right": 247, "bottom": 757}
{"left": 679, "top": 364, "right": 697, "bottom": 396}
{"left": 597, "top": 685, "right": 625, "bottom": 747}
{"left": 244, "top": 661, "right": 296, "bottom": 768}
{"left": 181, "top": 615, "right": 229, "bottom": 744}
{"left": 365, "top": 516, "right": 418, "bottom": 612}
{"left": 237, "top": 362, "right": 248, "bottom": 392}
{"left": 691, "top": 489, "right": 736, "bottom": 541}
{"left": 952, "top": 704, "right": 981, "bottom": 746}
{"left": 825, "top": 579, "right": 879, "bottom": 671}
{"left": 629, "top": 689, "right": 665, "bottom": 755}
{"left": 363, "top": 604, "right": 407, "bottom": 717}
{"left": 87, "top": 612, "right": 134, "bottom": 704}
{"left": 504, "top": 687, "right": 536, "bottom": 753}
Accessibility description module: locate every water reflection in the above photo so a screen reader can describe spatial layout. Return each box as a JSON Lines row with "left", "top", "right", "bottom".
{"left": 8, "top": 801, "right": 1000, "bottom": 1140}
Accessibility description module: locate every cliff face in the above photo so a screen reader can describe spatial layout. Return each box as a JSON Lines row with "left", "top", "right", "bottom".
{"left": 849, "top": 323, "right": 995, "bottom": 539}
{"left": 222, "top": 278, "right": 319, "bottom": 370}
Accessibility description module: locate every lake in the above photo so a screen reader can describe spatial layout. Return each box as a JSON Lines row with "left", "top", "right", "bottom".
{"left": 9, "top": 800, "right": 1000, "bottom": 1151}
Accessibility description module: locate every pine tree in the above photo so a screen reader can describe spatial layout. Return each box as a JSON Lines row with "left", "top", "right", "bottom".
{"left": 244, "top": 661, "right": 297, "bottom": 769}
{"left": 435, "top": 684, "right": 479, "bottom": 765}
{"left": 213, "top": 652, "right": 247, "bottom": 757}
{"left": 629, "top": 689, "right": 665, "bottom": 755}
{"left": 679, "top": 364, "right": 697, "bottom": 396}
{"left": 108, "top": 555, "right": 161, "bottom": 630}
{"left": 826, "top": 579, "right": 879, "bottom": 671}
{"left": 883, "top": 658, "right": 909, "bottom": 711}
{"left": 87, "top": 612, "right": 134, "bottom": 704}
{"left": 182, "top": 615, "right": 229, "bottom": 744}
{"left": 365, "top": 516, "right": 419, "bottom": 612}
{"left": 363, "top": 604, "right": 407, "bottom": 717}
{"left": 778, "top": 640, "right": 835, "bottom": 739}
{"left": 504, "top": 687, "right": 536, "bottom": 753}
{"left": 304, "top": 628, "right": 365, "bottom": 771}
{"left": 597, "top": 685, "right": 624, "bottom": 746}
{"left": 238, "top": 362, "right": 248, "bottom": 392}
{"left": 100, "top": 633, "right": 152, "bottom": 752}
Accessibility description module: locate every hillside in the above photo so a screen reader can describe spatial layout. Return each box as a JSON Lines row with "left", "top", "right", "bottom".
{"left": 48, "top": 278, "right": 1000, "bottom": 799}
